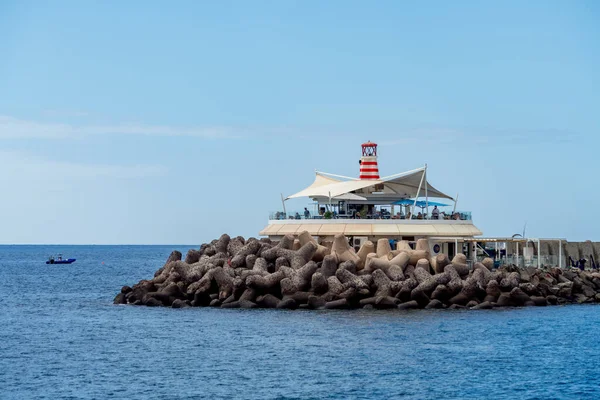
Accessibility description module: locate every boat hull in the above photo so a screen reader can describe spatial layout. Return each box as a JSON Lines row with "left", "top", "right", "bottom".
{"left": 46, "top": 259, "right": 76, "bottom": 264}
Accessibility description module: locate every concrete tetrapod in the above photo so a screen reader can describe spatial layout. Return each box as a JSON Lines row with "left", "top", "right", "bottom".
{"left": 298, "top": 230, "right": 330, "bottom": 262}
{"left": 330, "top": 234, "right": 360, "bottom": 265}
{"left": 376, "top": 238, "right": 393, "bottom": 259}
{"left": 434, "top": 254, "right": 450, "bottom": 274}
{"left": 356, "top": 241, "right": 375, "bottom": 271}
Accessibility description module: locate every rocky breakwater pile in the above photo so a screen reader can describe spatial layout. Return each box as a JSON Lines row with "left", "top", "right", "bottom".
{"left": 115, "top": 232, "right": 600, "bottom": 310}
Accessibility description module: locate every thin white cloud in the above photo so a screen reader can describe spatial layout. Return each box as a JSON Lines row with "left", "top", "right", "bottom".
{"left": 379, "top": 126, "right": 578, "bottom": 146}
{"left": 42, "top": 109, "right": 90, "bottom": 118}
{"left": 378, "top": 128, "right": 466, "bottom": 146}
{"left": 0, "top": 115, "right": 241, "bottom": 139}
{"left": 0, "top": 150, "right": 167, "bottom": 180}
{"left": 0, "top": 115, "right": 579, "bottom": 145}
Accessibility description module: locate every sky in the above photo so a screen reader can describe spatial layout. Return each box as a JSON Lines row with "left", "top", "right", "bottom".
{"left": 0, "top": 1, "right": 599, "bottom": 244}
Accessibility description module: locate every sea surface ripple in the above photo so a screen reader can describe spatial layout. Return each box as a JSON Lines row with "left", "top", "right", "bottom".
{"left": 1, "top": 245, "right": 599, "bottom": 399}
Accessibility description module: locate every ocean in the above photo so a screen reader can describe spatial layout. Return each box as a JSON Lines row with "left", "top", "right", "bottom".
{"left": 1, "top": 245, "right": 599, "bottom": 399}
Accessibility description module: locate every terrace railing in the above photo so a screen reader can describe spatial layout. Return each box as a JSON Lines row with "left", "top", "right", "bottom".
{"left": 269, "top": 210, "right": 472, "bottom": 221}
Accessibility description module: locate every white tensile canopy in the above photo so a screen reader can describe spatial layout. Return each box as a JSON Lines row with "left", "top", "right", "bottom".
{"left": 286, "top": 167, "right": 453, "bottom": 201}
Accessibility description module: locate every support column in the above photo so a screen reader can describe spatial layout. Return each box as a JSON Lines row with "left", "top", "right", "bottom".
{"left": 425, "top": 164, "right": 429, "bottom": 218}
{"left": 559, "top": 240, "right": 562, "bottom": 268}
{"left": 455, "top": 238, "right": 458, "bottom": 259}
{"left": 280, "top": 193, "right": 287, "bottom": 217}
{"left": 412, "top": 168, "right": 426, "bottom": 217}
{"left": 495, "top": 242, "right": 498, "bottom": 261}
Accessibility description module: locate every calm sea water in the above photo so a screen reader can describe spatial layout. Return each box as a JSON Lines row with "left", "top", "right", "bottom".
{"left": 1, "top": 245, "right": 599, "bottom": 400}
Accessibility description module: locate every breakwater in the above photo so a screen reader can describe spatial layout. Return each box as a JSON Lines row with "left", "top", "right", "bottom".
{"left": 115, "top": 233, "right": 600, "bottom": 310}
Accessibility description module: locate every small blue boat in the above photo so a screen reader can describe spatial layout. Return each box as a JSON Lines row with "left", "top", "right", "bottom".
{"left": 46, "top": 254, "right": 76, "bottom": 265}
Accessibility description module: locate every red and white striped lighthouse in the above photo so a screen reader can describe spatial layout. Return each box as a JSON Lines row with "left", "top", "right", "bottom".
{"left": 359, "top": 141, "right": 380, "bottom": 179}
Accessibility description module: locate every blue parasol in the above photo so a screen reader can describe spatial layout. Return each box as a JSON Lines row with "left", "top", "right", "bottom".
{"left": 393, "top": 199, "right": 450, "bottom": 207}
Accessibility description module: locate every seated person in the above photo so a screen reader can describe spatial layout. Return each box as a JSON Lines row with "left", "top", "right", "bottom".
{"left": 295, "top": 212, "right": 301, "bottom": 219}
{"left": 417, "top": 212, "right": 423, "bottom": 219}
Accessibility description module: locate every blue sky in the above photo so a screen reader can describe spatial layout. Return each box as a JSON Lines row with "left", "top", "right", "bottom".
{"left": 0, "top": 1, "right": 598, "bottom": 244}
